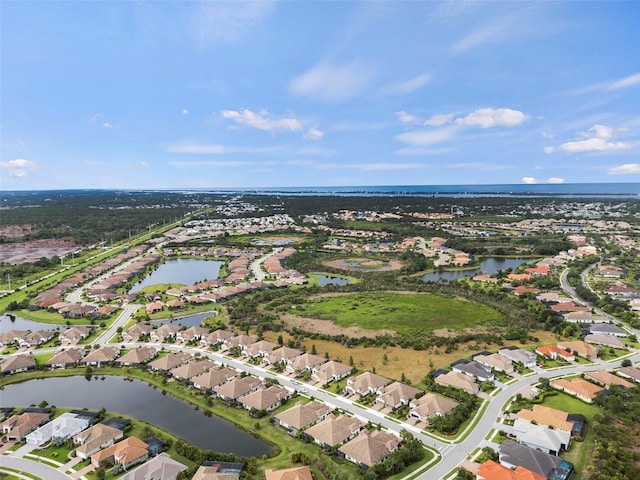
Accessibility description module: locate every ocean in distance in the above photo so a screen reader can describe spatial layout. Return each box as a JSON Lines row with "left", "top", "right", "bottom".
{"left": 176, "top": 183, "right": 640, "bottom": 198}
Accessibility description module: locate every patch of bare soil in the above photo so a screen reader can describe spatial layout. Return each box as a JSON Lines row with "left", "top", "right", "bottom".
{"left": 0, "top": 238, "right": 79, "bottom": 264}
{"left": 324, "top": 258, "right": 404, "bottom": 272}
{"left": 281, "top": 314, "right": 395, "bottom": 339}
{"left": 0, "top": 225, "right": 37, "bottom": 238}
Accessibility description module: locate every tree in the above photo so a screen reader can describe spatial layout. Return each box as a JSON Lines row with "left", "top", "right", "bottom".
{"left": 311, "top": 344, "right": 317, "bottom": 355}
{"left": 349, "top": 355, "right": 354, "bottom": 366}
{"left": 277, "top": 334, "right": 283, "bottom": 346}
{"left": 621, "top": 358, "right": 632, "bottom": 367}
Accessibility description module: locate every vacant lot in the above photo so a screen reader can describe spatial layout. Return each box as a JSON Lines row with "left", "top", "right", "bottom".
{"left": 290, "top": 291, "right": 502, "bottom": 334}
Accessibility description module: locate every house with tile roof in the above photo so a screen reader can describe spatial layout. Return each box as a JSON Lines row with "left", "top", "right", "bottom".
{"left": 563, "top": 311, "right": 609, "bottom": 324}
{"left": 588, "top": 323, "right": 627, "bottom": 337}
{"left": 516, "top": 405, "right": 574, "bottom": 433}
{"left": 434, "top": 371, "right": 479, "bottom": 395}
{"left": 551, "top": 378, "right": 603, "bottom": 403}
{"left": 238, "top": 385, "right": 290, "bottom": 413}
{"left": 311, "top": 360, "right": 354, "bottom": 385}
{"left": 264, "top": 466, "right": 313, "bottom": 480}
{"left": 74, "top": 423, "right": 124, "bottom": 459}
{"left": 81, "top": 346, "right": 120, "bottom": 366}
{"left": 170, "top": 359, "right": 216, "bottom": 381}
{"left": 274, "top": 401, "right": 331, "bottom": 435}
{"left": 618, "top": 365, "right": 640, "bottom": 384}
{"left": 243, "top": 340, "right": 276, "bottom": 360}
{"left": 304, "top": 414, "right": 363, "bottom": 448}
{"left": 147, "top": 352, "right": 192, "bottom": 372}
{"left": 266, "top": 346, "right": 302, "bottom": 366}
{"left": 122, "top": 324, "right": 153, "bottom": 343}
{"left": 287, "top": 353, "right": 327, "bottom": 373}
{"left": 150, "top": 324, "right": 181, "bottom": 343}
{"left": 346, "top": 371, "right": 391, "bottom": 396}
{"left": 1, "top": 354, "right": 36, "bottom": 375}
{"left": 224, "top": 334, "right": 257, "bottom": 351}
{"left": 59, "top": 326, "right": 92, "bottom": 345}
{"left": 120, "top": 452, "right": 187, "bottom": 480}
{"left": 556, "top": 340, "right": 598, "bottom": 360}
{"left": 338, "top": 430, "right": 401, "bottom": 468}
{"left": 583, "top": 370, "right": 633, "bottom": 389}
{"left": 19, "top": 330, "right": 55, "bottom": 348}
{"left": 1, "top": 412, "right": 50, "bottom": 441}
{"left": 46, "top": 348, "right": 84, "bottom": 368}
{"left": 191, "top": 367, "right": 238, "bottom": 391}
{"left": 91, "top": 436, "right": 149, "bottom": 470}
{"left": 191, "top": 462, "right": 241, "bottom": 480}
{"left": 175, "top": 326, "right": 209, "bottom": 344}
{"left": 200, "top": 329, "right": 236, "bottom": 348}
{"left": 408, "top": 393, "right": 459, "bottom": 422}
{"left": 535, "top": 345, "right": 575, "bottom": 362}
{"left": 584, "top": 333, "right": 626, "bottom": 349}
{"left": 452, "top": 360, "right": 494, "bottom": 382}
{"left": 116, "top": 346, "right": 159, "bottom": 366}
{"left": 375, "top": 382, "right": 422, "bottom": 409}
{"left": 476, "top": 459, "right": 546, "bottom": 480}
{"left": 498, "top": 347, "right": 537, "bottom": 368}
{"left": 213, "top": 376, "right": 262, "bottom": 402}
{"left": 473, "top": 352, "right": 514, "bottom": 374}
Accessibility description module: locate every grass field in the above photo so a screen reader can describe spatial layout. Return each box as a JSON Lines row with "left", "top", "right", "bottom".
{"left": 294, "top": 292, "right": 502, "bottom": 333}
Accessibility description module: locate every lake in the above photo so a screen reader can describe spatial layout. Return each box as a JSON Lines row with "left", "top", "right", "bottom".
{"left": 149, "top": 312, "right": 216, "bottom": 328}
{"left": 0, "top": 314, "right": 62, "bottom": 333}
{"left": 421, "top": 257, "right": 529, "bottom": 282}
{"left": 312, "top": 274, "right": 351, "bottom": 286}
{"left": 129, "top": 258, "right": 224, "bottom": 293}
{"left": 0, "top": 376, "right": 271, "bottom": 456}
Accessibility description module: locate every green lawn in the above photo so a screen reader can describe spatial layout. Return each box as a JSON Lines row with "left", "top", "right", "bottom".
{"left": 294, "top": 292, "right": 502, "bottom": 333}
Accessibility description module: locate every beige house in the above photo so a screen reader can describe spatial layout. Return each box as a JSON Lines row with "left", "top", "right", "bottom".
{"left": 81, "top": 346, "right": 120, "bottom": 366}
{"left": 312, "top": 361, "right": 354, "bottom": 385}
{"left": 116, "top": 346, "right": 158, "bottom": 366}
{"left": 584, "top": 370, "right": 633, "bottom": 389}
{"left": 618, "top": 366, "right": 640, "bottom": 383}
{"left": 59, "top": 326, "right": 92, "bottom": 345}
{"left": 338, "top": 430, "right": 401, "bottom": 468}
{"left": 74, "top": 424, "right": 123, "bottom": 459}
{"left": 274, "top": 400, "right": 331, "bottom": 435}
{"left": 1, "top": 354, "right": 36, "bottom": 375}
{"left": 408, "top": 393, "right": 459, "bottom": 422}
{"left": 516, "top": 405, "right": 574, "bottom": 432}
{"left": 191, "top": 367, "right": 238, "bottom": 390}
{"left": 304, "top": 414, "right": 363, "bottom": 448}
{"left": 147, "top": 352, "right": 191, "bottom": 372}
{"left": 556, "top": 340, "right": 598, "bottom": 360}
{"left": 266, "top": 346, "right": 302, "bottom": 366}
{"left": 1, "top": 412, "right": 50, "bottom": 441}
{"left": 243, "top": 340, "right": 276, "bottom": 360}
{"left": 287, "top": 353, "right": 327, "bottom": 373}
{"left": 213, "top": 376, "right": 262, "bottom": 402}
{"left": 264, "top": 466, "right": 313, "bottom": 480}
{"left": 346, "top": 372, "right": 391, "bottom": 396}
{"left": 238, "top": 385, "right": 290, "bottom": 412}
{"left": 473, "top": 352, "right": 514, "bottom": 374}
{"left": 122, "top": 324, "right": 153, "bottom": 343}
{"left": 170, "top": 359, "right": 216, "bottom": 381}
{"left": 375, "top": 382, "right": 422, "bottom": 409}
{"left": 551, "top": 378, "right": 603, "bottom": 403}
{"left": 46, "top": 348, "right": 84, "bottom": 368}
{"left": 91, "top": 436, "right": 149, "bottom": 469}
{"left": 200, "top": 329, "right": 236, "bottom": 348}
{"left": 434, "top": 371, "right": 479, "bottom": 395}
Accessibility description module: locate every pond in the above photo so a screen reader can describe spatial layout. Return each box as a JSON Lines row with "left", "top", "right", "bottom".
{"left": 0, "top": 376, "right": 272, "bottom": 456}
{"left": 0, "top": 314, "right": 61, "bottom": 333}
{"left": 311, "top": 274, "right": 351, "bottom": 286}
{"left": 421, "top": 257, "right": 529, "bottom": 282}
{"left": 149, "top": 312, "right": 216, "bottom": 328}
{"left": 129, "top": 258, "right": 224, "bottom": 293}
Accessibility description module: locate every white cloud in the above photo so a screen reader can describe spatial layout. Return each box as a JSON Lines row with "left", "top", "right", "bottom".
{"left": 303, "top": 127, "right": 325, "bottom": 140}
{"left": 455, "top": 108, "right": 528, "bottom": 128}
{"left": 0, "top": 158, "right": 37, "bottom": 178}
{"left": 424, "top": 113, "right": 455, "bottom": 127}
{"left": 606, "top": 72, "right": 640, "bottom": 91}
{"left": 608, "top": 163, "right": 640, "bottom": 175}
{"left": 289, "top": 61, "right": 375, "bottom": 101}
{"left": 380, "top": 73, "right": 432, "bottom": 95}
{"left": 559, "top": 124, "right": 632, "bottom": 153}
{"left": 221, "top": 109, "right": 302, "bottom": 133}
{"left": 395, "top": 126, "right": 458, "bottom": 146}
{"left": 189, "top": 1, "right": 273, "bottom": 46}
{"left": 394, "top": 147, "right": 453, "bottom": 156}
{"left": 396, "top": 111, "right": 420, "bottom": 124}
{"left": 547, "top": 177, "right": 564, "bottom": 184}
{"left": 102, "top": 122, "right": 114, "bottom": 128}
{"left": 166, "top": 142, "right": 282, "bottom": 154}
{"left": 182, "top": 108, "right": 189, "bottom": 115}
{"left": 544, "top": 146, "right": 555, "bottom": 154}
{"left": 521, "top": 176, "right": 537, "bottom": 184}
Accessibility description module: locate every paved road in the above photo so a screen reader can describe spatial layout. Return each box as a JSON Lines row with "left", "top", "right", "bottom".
{"left": 250, "top": 248, "right": 282, "bottom": 281}
{"left": 93, "top": 303, "right": 141, "bottom": 345}
{"left": 1, "top": 455, "right": 71, "bottom": 480}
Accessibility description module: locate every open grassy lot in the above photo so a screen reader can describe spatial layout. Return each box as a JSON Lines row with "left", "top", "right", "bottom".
{"left": 294, "top": 292, "right": 502, "bottom": 334}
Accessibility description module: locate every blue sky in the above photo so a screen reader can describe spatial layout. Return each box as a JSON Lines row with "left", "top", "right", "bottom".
{"left": 2, "top": 1, "right": 640, "bottom": 190}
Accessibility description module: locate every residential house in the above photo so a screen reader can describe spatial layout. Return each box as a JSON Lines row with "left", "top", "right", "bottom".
{"left": 145, "top": 302, "right": 164, "bottom": 315}
{"left": 584, "top": 370, "right": 633, "bottom": 389}
{"left": 512, "top": 419, "right": 570, "bottom": 455}
{"left": 551, "top": 378, "right": 603, "bottom": 403}
{"left": 191, "top": 367, "right": 238, "bottom": 391}
{"left": 45, "top": 348, "right": 84, "bottom": 368}
{"left": 375, "top": 382, "right": 422, "bottom": 409}
{"left": 498, "top": 348, "right": 537, "bottom": 368}
{"left": 242, "top": 340, "right": 276, "bottom": 360}
{"left": 26, "top": 412, "right": 90, "bottom": 446}
{"left": 150, "top": 324, "right": 180, "bottom": 343}
{"left": 311, "top": 360, "right": 354, "bottom": 385}
{"left": 597, "top": 265, "right": 625, "bottom": 278}
{"left": 1, "top": 412, "right": 50, "bottom": 441}
{"left": 338, "top": 430, "right": 401, "bottom": 468}
{"left": 59, "top": 326, "right": 92, "bottom": 345}
{"left": 516, "top": 405, "right": 574, "bottom": 433}
{"left": 563, "top": 311, "right": 609, "bottom": 324}
{"left": 224, "top": 334, "right": 257, "bottom": 351}
{"left": 434, "top": 371, "right": 479, "bottom": 395}
{"left": 191, "top": 461, "right": 242, "bottom": 480}
{"left": 264, "top": 466, "right": 313, "bottom": 480}
{"left": 1, "top": 354, "right": 36, "bottom": 375}
{"left": 618, "top": 365, "right": 640, "bottom": 384}
{"left": 19, "top": 330, "right": 55, "bottom": 348}
{"left": 499, "top": 440, "right": 573, "bottom": 480}
{"left": 200, "top": 329, "right": 236, "bottom": 348}
{"left": 175, "top": 326, "right": 209, "bottom": 344}
{"left": 536, "top": 292, "right": 572, "bottom": 304}
{"left": 91, "top": 436, "right": 149, "bottom": 470}
{"left": 273, "top": 401, "right": 331, "bottom": 435}
{"left": 74, "top": 424, "right": 124, "bottom": 459}
{"left": 213, "top": 376, "right": 262, "bottom": 402}
{"left": 557, "top": 340, "right": 598, "bottom": 360}
{"left": 588, "top": 324, "right": 627, "bottom": 337}
{"left": 116, "top": 346, "right": 159, "bottom": 366}
{"left": 304, "top": 414, "right": 363, "bottom": 448}
{"left": 452, "top": 360, "right": 494, "bottom": 382}
{"left": 238, "top": 385, "right": 290, "bottom": 413}
{"left": 170, "top": 359, "right": 216, "bottom": 381}
{"left": 287, "top": 353, "right": 327, "bottom": 373}
{"left": 0, "top": 330, "right": 29, "bottom": 346}
{"left": 584, "top": 333, "right": 626, "bottom": 349}
{"left": 473, "top": 353, "right": 514, "bottom": 374}
{"left": 120, "top": 452, "right": 187, "bottom": 480}
{"left": 408, "top": 393, "right": 459, "bottom": 422}
{"left": 122, "top": 324, "right": 153, "bottom": 343}
{"left": 476, "top": 460, "right": 545, "bottom": 480}
{"left": 266, "top": 346, "right": 302, "bottom": 366}
{"left": 535, "top": 346, "right": 575, "bottom": 362}
{"left": 147, "top": 352, "right": 192, "bottom": 372}
{"left": 345, "top": 372, "right": 391, "bottom": 396}
{"left": 81, "top": 346, "right": 120, "bottom": 366}
{"left": 550, "top": 302, "right": 590, "bottom": 313}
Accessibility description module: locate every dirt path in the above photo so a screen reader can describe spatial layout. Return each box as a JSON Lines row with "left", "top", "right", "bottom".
{"left": 281, "top": 313, "right": 395, "bottom": 339}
